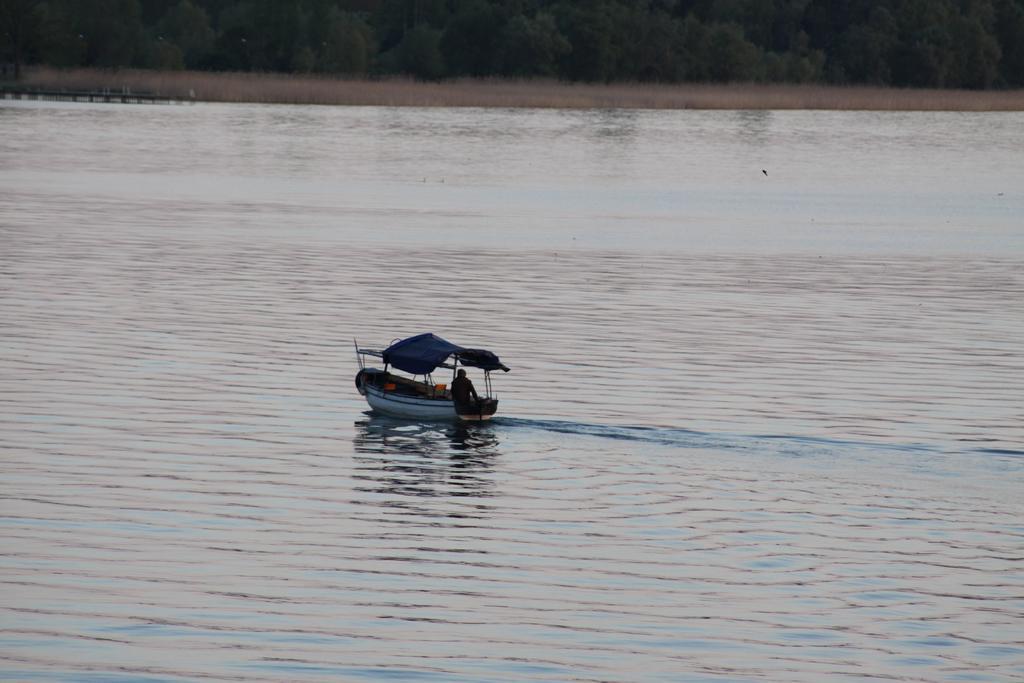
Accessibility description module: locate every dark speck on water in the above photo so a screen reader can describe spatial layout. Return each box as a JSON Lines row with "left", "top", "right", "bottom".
{"left": 1, "top": 100, "right": 1023, "bottom": 682}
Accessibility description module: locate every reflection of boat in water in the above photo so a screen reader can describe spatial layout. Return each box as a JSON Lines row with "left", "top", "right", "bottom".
{"left": 352, "top": 416, "right": 501, "bottom": 499}
{"left": 354, "top": 333, "right": 509, "bottom": 421}
{"left": 353, "top": 415, "right": 500, "bottom": 456}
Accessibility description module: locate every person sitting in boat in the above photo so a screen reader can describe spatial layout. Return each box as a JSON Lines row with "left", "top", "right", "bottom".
{"left": 451, "top": 369, "right": 479, "bottom": 410}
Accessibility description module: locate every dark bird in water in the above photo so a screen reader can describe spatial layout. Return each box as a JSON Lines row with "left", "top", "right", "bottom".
{"left": 762, "top": 169, "right": 768, "bottom": 176}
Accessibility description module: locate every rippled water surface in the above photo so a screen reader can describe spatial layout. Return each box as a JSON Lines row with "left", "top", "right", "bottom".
{"left": 2, "top": 101, "right": 1023, "bottom": 681}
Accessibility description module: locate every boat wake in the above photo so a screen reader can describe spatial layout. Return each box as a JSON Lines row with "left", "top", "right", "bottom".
{"left": 499, "top": 416, "right": 938, "bottom": 454}
{"left": 359, "top": 412, "right": 1023, "bottom": 465}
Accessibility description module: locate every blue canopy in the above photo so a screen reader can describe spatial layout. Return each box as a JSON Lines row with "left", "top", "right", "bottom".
{"left": 382, "top": 333, "right": 509, "bottom": 375}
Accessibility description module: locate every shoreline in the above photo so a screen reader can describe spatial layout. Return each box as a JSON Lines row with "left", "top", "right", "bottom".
{"left": 12, "top": 66, "right": 1024, "bottom": 111}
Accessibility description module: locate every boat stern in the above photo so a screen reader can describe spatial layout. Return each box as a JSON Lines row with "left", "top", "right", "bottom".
{"left": 456, "top": 398, "right": 499, "bottom": 422}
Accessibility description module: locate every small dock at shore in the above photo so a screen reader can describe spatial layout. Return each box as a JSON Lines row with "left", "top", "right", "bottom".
{"left": 1, "top": 86, "right": 189, "bottom": 105}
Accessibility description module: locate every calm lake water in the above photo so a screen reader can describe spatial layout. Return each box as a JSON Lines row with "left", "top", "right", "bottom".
{"left": 1, "top": 100, "right": 1023, "bottom": 682}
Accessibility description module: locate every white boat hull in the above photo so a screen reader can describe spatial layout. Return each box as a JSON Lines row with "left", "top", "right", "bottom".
{"left": 363, "top": 386, "right": 496, "bottom": 421}
{"left": 364, "top": 385, "right": 464, "bottom": 420}
{"left": 356, "top": 368, "right": 498, "bottom": 421}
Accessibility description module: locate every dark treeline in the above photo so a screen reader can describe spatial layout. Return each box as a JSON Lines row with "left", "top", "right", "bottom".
{"left": 3, "top": 0, "right": 1024, "bottom": 88}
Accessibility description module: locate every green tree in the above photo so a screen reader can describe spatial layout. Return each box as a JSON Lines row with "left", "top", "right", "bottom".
{"left": 440, "top": 0, "right": 504, "bottom": 77}
{"left": 707, "top": 0, "right": 775, "bottom": 47}
{"left": 74, "top": 0, "right": 146, "bottom": 67}
{"left": 705, "top": 22, "right": 764, "bottom": 81}
{"left": 888, "top": 0, "right": 956, "bottom": 86}
{"left": 374, "top": 0, "right": 447, "bottom": 53}
{"left": 139, "top": 0, "right": 177, "bottom": 24}
{"left": 4, "top": 0, "right": 1020, "bottom": 88}
{"left": 143, "top": 35, "right": 184, "bottom": 68}
{"left": 211, "top": 1, "right": 257, "bottom": 70}
{"left": 552, "top": 2, "right": 617, "bottom": 82}
{"left": 946, "top": 1, "right": 1000, "bottom": 88}
{"left": 0, "top": 0, "right": 43, "bottom": 78}
{"left": 498, "top": 12, "right": 570, "bottom": 77}
{"left": 675, "top": 14, "right": 711, "bottom": 80}
{"left": 393, "top": 23, "right": 444, "bottom": 79}
{"left": 993, "top": 0, "right": 1024, "bottom": 85}
{"left": 829, "top": 6, "right": 896, "bottom": 84}
{"left": 36, "top": 2, "right": 86, "bottom": 67}
{"left": 157, "top": 0, "right": 214, "bottom": 67}
{"left": 769, "top": 0, "right": 812, "bottom": 53}
{"left": 254, "top": 0, "right": 305, "bottom": 71}
{"left": 319, "top": 9, "right": 374, "bottom": 74}
{"left": 616, "top": 6, "right": 686, "bottom": 82}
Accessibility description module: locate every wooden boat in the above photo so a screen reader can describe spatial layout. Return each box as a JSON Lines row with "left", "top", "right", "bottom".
{"left": 355, "top": 333, "right": 509, "bottom": 421}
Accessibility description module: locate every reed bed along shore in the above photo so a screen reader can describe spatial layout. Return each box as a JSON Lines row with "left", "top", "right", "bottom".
{"left": 17, "top": 66, "right": 1024, "bottom": 111}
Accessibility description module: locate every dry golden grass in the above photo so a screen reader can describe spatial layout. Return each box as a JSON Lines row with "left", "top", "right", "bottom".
{"left": 20, "top": 66, "right": 1024, "bottom": 111}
